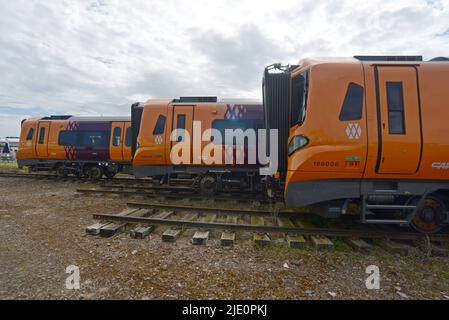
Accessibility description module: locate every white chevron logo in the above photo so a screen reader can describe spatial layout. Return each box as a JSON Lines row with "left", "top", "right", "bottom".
{"left": 346, "top": 123, "right": 362, "bottom": 140}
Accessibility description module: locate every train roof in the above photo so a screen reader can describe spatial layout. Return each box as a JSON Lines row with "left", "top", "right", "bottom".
{"left": 144, "top": 98, "right": 262, "bottom": 106}
{"left": 68, "top": 116, "right": 130, "bottom": 122}
{"left": 297, "top": 55, "right": 449, "bottom": 69}
{"left": 219, "top": 98, "right": 262, "bottom": 105}
{"left": 30, "top": 116, "right": 130, "bottom": 122}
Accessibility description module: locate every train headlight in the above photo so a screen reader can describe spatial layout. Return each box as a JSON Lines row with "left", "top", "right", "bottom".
{"left": 288, "top": 135, "right": 309, "bottom": 156}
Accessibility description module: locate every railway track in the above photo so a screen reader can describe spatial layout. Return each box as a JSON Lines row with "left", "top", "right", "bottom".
{"left": 0, "top": 171, "right": 272, "bottom": 201}
{"left": 0, "top": 170, "right": 150, "bottom": 184}
{"left": 4, "top": 170, "right": 449, "bottom": 253}
{"left": 87, "top": 201, "right": 449, "bottom": 255}
{"left": 76, "top": 184, "right": 277, "bottom": 203}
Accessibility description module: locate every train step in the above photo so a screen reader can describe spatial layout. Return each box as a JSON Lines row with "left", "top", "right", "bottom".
{"left": 362, "top": 194, "right": 420, "bottom": 225}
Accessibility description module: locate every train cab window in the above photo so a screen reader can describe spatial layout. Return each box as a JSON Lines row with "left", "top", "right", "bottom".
{"left": 339, "top": 83, "right": 364, "bottom": 121}
{"left": 125, "top": 127, "right": 131, "bottom": 147}
{"left": 290, "top": 71, "right": 309, "bottom": 126}
{"left": 386, "top": 82, "right": 405, "bottom": 134}
{"left": 113, "top": 127, "right": 121, "bottom": 146}
{"left": 153, "top": 115, "right": 166, "bottom": 135}
{"left": 38, "top": 127, "right": 46, "bottom": 144}
{"left": 26, "top": 128, "right": 34, "bottom": 141}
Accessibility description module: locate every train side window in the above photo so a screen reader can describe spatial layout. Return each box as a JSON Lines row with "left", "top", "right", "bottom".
{"left": 113, "top": 127, "right": 121, "bottom": 146}
{"left": 81, "top": 131, "right": 109, "bottom": 147}
{"left": 153, "top": 115, "right": 166, "bottom": 135}
{"left": 386, "top": 82, "right": 405, "bottom": 134}
{"left": 26, "top": 128, "right": 34, "bottom": 141}
{"left": 177, "top": 115, "right": 186, "bottom": 130}
{"left": 58, "top": 131, "right": 78, "bottom": 146}
{"left": 339, "top": 83, "right": 364, "bottom": 121}
{"left": 125, "top": 127, "right": 131, "bottom": 147}
{"left": 176, "top": 114, "right": 186, "bottom": 141}
{"left": 212, "top": 119, "right": 255, "bottom": 145}
{"left": 38, "top": 127, "right": 46, "bottom": 144}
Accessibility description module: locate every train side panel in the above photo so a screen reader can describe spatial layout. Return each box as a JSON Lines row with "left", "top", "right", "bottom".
{"left": 418, "top": 63, "right": 449, "bottom": 179}
{"left": 360, "top": 63, "right": 449, "bottom": 180}
{"left": 133, "top": 101, "right": 264, "bottom": 178}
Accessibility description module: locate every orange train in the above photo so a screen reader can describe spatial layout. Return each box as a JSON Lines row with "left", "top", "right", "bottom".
{"left": 263, "top": 55, "right": 449, "bottom": 233}
{"left": 131, "top": 97, "right": 264, "bottom": 194}
{"left": 15, "top": 56, "right": 449, "bottom": 233}
{"left": 17, "top": 116, "right": 132, "bottom": 178}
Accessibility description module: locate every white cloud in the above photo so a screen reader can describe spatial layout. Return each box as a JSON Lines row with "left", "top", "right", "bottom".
{"left": 0, "top": 0, "right": 449, "bottom": 137}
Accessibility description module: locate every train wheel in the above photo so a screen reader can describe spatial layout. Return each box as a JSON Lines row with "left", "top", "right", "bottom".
{"left": 74, "top": 170, "right": 85, "bottom": 179}
{"left": 105, "top": 171, "right": 116, "bottom": 179}
{"left": 89, "top": 166, "right": 103, "bottom": 180}
{"left": 199, "top": 175, "right": 217, "bottom": 196}
{"left": 55, "top": 166, "right": 67, "bottom": 178}
{"left": 411, "top": 196, "right": 446, "bottom": 234}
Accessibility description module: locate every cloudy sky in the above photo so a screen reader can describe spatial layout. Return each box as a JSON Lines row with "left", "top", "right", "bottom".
{"left": 1, "top": 0, "right": 449, "bottom": 137}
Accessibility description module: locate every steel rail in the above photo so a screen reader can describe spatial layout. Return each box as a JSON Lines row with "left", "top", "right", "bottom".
{"left": 77, "top": 188, "right": 275, "bottom": 203}
{"left": 92, "top": 212, "right": 449, "bottom": 241}
{"left": 96, "top": 184, "right": 196, "bottom": 192}
{"left": 0, "top": 171, "right": 147, "bottom": 183}
{"left": 97, "top": 183, "right": 265, "bottom": 195}
{"left": 126, "top": 201, "right": 286, "bottom": 216}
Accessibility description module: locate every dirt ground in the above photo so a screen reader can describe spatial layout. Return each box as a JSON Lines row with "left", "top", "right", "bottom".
{"left": 0, "top": 176, "right": 448, "bottom": 300}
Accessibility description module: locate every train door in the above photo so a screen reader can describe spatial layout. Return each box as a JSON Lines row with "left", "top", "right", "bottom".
{"left": 375, "top": 66, "right": 422, "bottom": 174}
{"left": 170, "top": 106, "right": 194, "bottom": 164}
{"left": 35, "top": 121, "right": 50, "bottom": 158}
{"left": 123, "top": 123, "right": 132, "bottom": 161}
{"left": 110, "top": 122, "right": 125, "bottom": 161}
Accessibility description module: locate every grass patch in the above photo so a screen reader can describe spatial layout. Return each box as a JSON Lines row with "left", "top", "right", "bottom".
{"left": 0, "top": 161, "right": 18, "bottom": 170}
{"left": 331, "top": 238, "right": 348, "bottom": 251}
{"left": 429, "top": 260, "right": 449, "bottom": 280}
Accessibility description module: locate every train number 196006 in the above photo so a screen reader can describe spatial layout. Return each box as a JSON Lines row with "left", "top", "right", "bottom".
{"left": 313, "top": 161, "right": 339, "bottom": 167}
